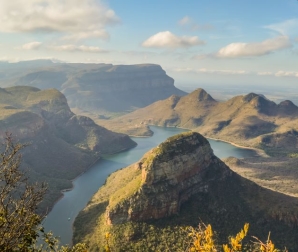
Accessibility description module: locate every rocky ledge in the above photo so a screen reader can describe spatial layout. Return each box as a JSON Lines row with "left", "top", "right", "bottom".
{"left": 106, "top": 132, "right": 232, "bottom": 224}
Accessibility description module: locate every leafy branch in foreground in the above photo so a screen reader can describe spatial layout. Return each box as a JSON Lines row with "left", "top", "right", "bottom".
{"left": 0, "top": 134, "right": 87, "bottom": 251}
{"left": 104, "top": 222, "right": 288, "bottom": 252}
{"left": 188, "top": 223, "right": 286, "bottom": 252}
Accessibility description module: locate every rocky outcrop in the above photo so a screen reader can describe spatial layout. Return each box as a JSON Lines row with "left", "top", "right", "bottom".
{"left": 0, "top": 86, "right": 136, "bottom": 212}
{"left": 74, "top": 131, "right": 298, "bottom": 251}
{"left": 105, "top": 132, "right": 231, "bottom": 224}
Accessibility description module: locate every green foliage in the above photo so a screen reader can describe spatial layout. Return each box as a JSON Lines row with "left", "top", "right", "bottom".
{"left": 104, "top": 222, "right": 287, "bottom": 252}
{"left": 0, "top": 134, "right": 87, "bottom": 251}
{"left": 288, "top": 153, "right": 298, "bottom": 158}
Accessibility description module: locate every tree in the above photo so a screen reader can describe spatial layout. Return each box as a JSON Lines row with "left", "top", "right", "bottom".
{"left": 0, "top": 134, "right": 87, "bottom": 251}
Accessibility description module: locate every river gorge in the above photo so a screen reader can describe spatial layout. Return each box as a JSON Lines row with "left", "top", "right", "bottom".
{"left": 43, "top": 126, "right": 256, "bottom": 245}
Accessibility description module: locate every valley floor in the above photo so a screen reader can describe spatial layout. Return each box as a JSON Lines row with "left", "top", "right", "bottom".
{"left": 225, "top": 156, "right": 298, "bottom": 198}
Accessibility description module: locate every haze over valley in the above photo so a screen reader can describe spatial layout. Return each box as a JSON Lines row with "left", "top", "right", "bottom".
{"left": 1, "top": 0, "right": 298, "bottom": 251}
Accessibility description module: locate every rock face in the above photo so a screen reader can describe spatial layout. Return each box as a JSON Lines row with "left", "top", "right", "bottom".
{"left": 0, "top": 61, "right": 186, "bottom": 114}
{"left": 74, "top": 131, "right": 298, "bottom": 251}
{"left": 106, "top": 132, "right": 231, "bottom": 224}
{"left": 0, "top": 86, "right": 136, "bottom": 212}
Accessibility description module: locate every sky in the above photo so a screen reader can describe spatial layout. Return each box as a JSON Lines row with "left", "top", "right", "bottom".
{"left": 1, "top": 0, "right": 298, "bottom": 89}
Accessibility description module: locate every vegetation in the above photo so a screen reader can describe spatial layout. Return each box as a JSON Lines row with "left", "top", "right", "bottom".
{"left": 0, "top": 134, "right": 87, "bottom": 251}
{"left": 0, "top": 85, "right": 136, "bottom": 214}
{"left": 0, "top": 133, "right": 294, "bottom": 252}
{"left": 225, "top": 157, "right": 298, "bottom": 198}
{"left": 74, "top": 157, "right": 298, "bottom": 251}
{"left": 97, "top": 89, "right": 298, "bottom": 159}
{"left": 104, "top": 222, "right": 287, "bottom": 252}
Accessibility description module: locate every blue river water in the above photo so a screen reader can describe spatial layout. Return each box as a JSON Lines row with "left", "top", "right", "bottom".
{"left": 43, "top": 126, "right": 256, "bottom": 245}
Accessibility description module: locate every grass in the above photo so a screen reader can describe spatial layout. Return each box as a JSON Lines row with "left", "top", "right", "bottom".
{"left": 74, "top": 146, "right": 298, "bottom": 251}
{"left": 74, "top": 168, "right": 298, "bottom": 251}
{"left": 92, "top": 89, "right": 298, "bottom": 158}
{"left": 87, "top": 164, "right": 142, "bottom": 209}
{"left": 73, "top": 163, "right": 142, "bottom": 247}
{"left": 109, "top": 172, "right": 142, "bottom": 208}
{"left": 0, "top": 86, "right": 136, "bottom": 214}
{"left": 225, "top": 156, "right": 298, "bottom": 198}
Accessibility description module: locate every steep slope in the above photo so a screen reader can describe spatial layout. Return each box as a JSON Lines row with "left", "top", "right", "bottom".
{"left": 0, "top": 61, "right": 186, "bottom": 115}
{"left": 73, "top": 132, "right": 298, "bottom": 251}
{"left": 0, "top": 86, "right": 136, "bottom": 212}
{"left": 99, "top": 89, "right": 298, "bottom": 155}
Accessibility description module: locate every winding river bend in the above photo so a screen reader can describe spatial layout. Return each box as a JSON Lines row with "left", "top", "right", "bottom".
{"left": 43, "top": 126, "right": 256, "bottom": 245}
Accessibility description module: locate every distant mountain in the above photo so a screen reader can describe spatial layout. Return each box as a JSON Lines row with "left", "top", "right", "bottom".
{"left": 0, "top": 61, "right": 186, "bottom": 115}
{"left": 0, "top": 86, "right": 136, "bottom": 212}
{"left": 73, "top": 132, "right": 298, "bottom": 251}
{"left": 100, "top": 88, "right": 298, "bottom": 155}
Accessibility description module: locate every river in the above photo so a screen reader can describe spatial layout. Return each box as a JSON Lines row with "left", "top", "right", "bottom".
{"left": 43, "top": 126, "right": 256, "bottom": 245}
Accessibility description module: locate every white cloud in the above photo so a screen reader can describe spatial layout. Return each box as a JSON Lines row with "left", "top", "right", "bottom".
{"left": 198, "top": 68, "right": 248, "bottom": 75}
{"left": 49, "top": 44, "right": 108, "bottom": 53}
{"left": 0, "top": 0, "right": 119, "bottom": 40}
{"left": 178, "top": 16, "right": 213, "bottom": 31}
{"left": 142, "top": 31, "right": 205, "bottom": 48}
{"left": 178, "top": 16, "right": 191, "bottom": 26}
{"left": 275, "top": 71, "right": 298, "bottom": 77}
{"left": 22, "top": 41, "right": 42, "bottom": 50}
{"left": 265, "top": 19, "right": 298, "bottom": 36}
{"left": 172, "top": 67, "right": 298, "bottom": 78}
{"left": 257, "top": 72, "right": 273, "bottom": 76}
{"left": 0, "top": 56, "right": 21, "bottom": 63}
{"left": 172, "top": 67, "right": 249, "bottom": 75}
{"left": 216, "top": 36, "right": 291, "bottom": 58}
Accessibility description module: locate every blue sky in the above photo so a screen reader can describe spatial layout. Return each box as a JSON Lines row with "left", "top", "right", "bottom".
{"left": 1, "top": 0, "right": 298, "bottom": 88}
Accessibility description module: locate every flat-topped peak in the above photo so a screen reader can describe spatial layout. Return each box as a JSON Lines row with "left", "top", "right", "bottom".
{"left": 149, "top": 131, "right": 210, "bottom": 160}
{"left": 105, "top": 131, "right": 227, "bottom": 225}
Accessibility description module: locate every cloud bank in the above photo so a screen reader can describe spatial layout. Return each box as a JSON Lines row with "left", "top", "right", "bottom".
{"left": 142, "top": 31, "right": 205, "bottom": 48}
{"left": 0, "top": 0, "right": 119, "bottom": 40}
{"left": 172, "top": 67, "right": 249, "bottom": 75}
{"left": 49, "top": 45, "right": 108, "bottom": 53}
{"left": 216, "top": 36, "right": 291, "bottom": 58}
{"left": 172, "top": 68, "right": 298, "bottom": 78}
{"left": 22, "top": 41, "right": 42, "bottom": 50}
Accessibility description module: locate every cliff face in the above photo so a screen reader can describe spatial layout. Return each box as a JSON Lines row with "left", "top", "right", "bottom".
{"left": 106, "top": 132, "right": 231, "bottom": 224}
{"left": 0, "top": 62, "right": 186, "bottom": 114}
{"left": 0, "top": 86, "right": 136, "bottom": 212}
{"left": 74, "top": 132, "right": 298, "bottom": 251}
{"left": 65, "top": 64, "right": 186, "bottom": 114}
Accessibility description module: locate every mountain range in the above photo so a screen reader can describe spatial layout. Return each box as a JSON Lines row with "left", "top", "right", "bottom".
{"left": 99, "top": 88, "right": 298, "bottom": 156}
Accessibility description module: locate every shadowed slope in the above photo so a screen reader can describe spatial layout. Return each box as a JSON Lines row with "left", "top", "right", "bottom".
{"left": 74, "top": 132, "right": 298, "bottom": 251}
{"left": 0, "top": 86, "right": 136, "bottom": 212}
{"left": 99, "top": 88, "right": 298, "bottom": 155}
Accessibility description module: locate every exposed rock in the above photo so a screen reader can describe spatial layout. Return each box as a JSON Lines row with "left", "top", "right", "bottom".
{"left": 0, "top": 61, "right": 186, "bottom": 114}
{"left": 74, "top": 131, "right": 298, "bottom": 251}
{"left": 0, "top": 86, "right": 136, "bottom": 212}
{"left": 106, "top": 132, "right": 231, "bottom": 225}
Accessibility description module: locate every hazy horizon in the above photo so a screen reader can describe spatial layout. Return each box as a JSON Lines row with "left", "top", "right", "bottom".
{"left": 0, "top": 0, "right": 298, "bottom": 89}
